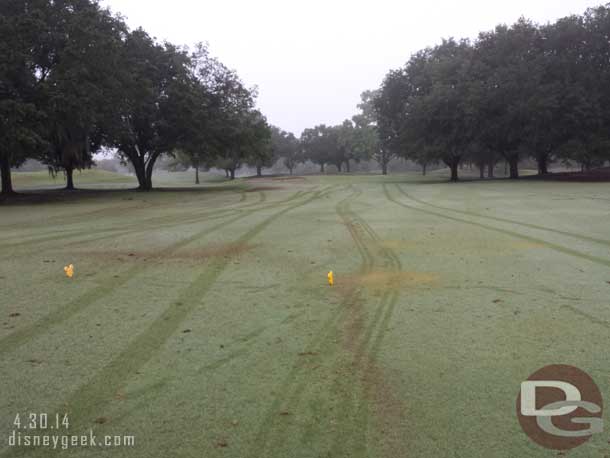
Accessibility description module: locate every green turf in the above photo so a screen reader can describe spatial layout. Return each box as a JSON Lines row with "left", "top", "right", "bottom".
{"left": 1, "top": 173, "right": 610, "bottom": 457}
{"left": 11, "top": 170, "right": 137, "bottom": 190}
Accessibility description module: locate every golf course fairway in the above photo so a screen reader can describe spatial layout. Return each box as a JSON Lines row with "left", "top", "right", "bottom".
{"left": 1, "top": 173, "right": 610, "bottom": 457}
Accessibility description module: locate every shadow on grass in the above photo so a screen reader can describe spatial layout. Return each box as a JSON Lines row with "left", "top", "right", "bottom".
{"left": 0, "top": 184, "right": 246, "bottom": 206}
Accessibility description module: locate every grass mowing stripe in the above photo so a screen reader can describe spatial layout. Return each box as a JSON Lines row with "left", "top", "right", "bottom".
{"left": 561, "top": 304, "right": 610, "bottom": 329}
{"left": 0, "top": 187, "right": 271, "bottom": 250}
{"left": 330, "top": 189, "right": 403, "bottom": 458}
{"left": 397, "top": 184, "right": 610, "bottom": 247}
{"left": 249, "top": 189, "right": 404, "bottom": 458}
{"left": 1, "top": 188, "right": 312, "bottom": 257}
{"left": 0, "top": 190, "right": 323, "bottom": 356}
{"left": 246, "top": 189, "right": 364, "bottom": 458}
{"left": 385, "top": 184, "right": 610, "bottom": 269}
{"left": 0, "top": 187, "right": 334, "bottom": 458}
{"left": 0, "top": 184, "right": 250, "bottom": 233}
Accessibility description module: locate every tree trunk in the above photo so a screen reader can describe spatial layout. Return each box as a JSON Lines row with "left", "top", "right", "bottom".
{"left": 537, "top": 155, "right": 548, "bottom": 175}
{"left": 195, "top": 164, "right": 200, "bottom": 184}
{"left": 504, "top": 160, "right": 508, "bottom": 176}
{"left": 256, "top": 165, "right": 262, "bottom": 177}
{"left": 450, "top": 162, "right": 459, "bottom": 182}
{"left": 65, "top": 166, "right": 75, "bottom": 190}
{"left": 487, "top": 162, "right": 494, "bottom": 178}
{"left": 381, "top": 161, "right": 388, "bottom": 175}
{"left": 336, "top": 162, "right": 342, "bottom": 173}
{"left": 143, "top": 154, "right": 161, "bottom": 191}
{"left": 230, "top": 168, "right": 236, "bottom": 180}
{"left": 345, "top": 159, "right": 350, "bottom": 173}
{"left": 225, "top": 169, "right": 229, "bottom": 178}
{"left": 508, "top": 157, "right": 519, "bottom": 179}
{"left": 422, "top": 163, "right": 427, "bottom": 176}
{"left": 1, "top": 154, "right": 14, "bottom": 195}
{"left": 320, "top": 163, "right": 325, "bottom": 173}
{"left": 288, "top": 166, "right": 293, "bottom": 175}
{"left": 133, "top": 159, "right": 147, "bottom": 190}
{"left": 479, "top": 163, "right": 485, "bottom": 179}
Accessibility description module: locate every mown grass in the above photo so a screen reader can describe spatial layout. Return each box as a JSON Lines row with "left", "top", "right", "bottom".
{"left": 1, "top": 173, "right": 609, "bottom": 457}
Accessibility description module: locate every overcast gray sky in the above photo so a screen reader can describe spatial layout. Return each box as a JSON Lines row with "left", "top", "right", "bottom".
{"left": 101, "top": 0, "right": 597, "bottom": 136}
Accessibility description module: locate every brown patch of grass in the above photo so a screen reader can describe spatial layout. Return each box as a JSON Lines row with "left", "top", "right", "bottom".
{"left": 297, "top": 351, "right": 319, "bottom": 357}
{"left": 215, "top": 440, "right": 229, "bottom": 448}
{"left": 338, "top": 271, "right": 438, "bottom": 292}
{"left": 191, "top": 242, "right": 257, "bottom": 259}
{"left": 362, "top": 362, "right": 412, "bottom": 457}
{"left": 334, "top": 284, "right": 411, "bottom": 456}
{"left": 78, "top": 242, "right": 257, "bottom": 264}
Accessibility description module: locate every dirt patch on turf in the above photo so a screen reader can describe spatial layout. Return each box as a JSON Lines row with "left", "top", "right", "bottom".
{"left": 78, "top": 242, "right": 257, "bottom": 264}
{"left": 363, "top": 361, "right": 412, "bottom": 457}
{"left": 187, "top": 242, "right": 256, "bottom": 259}
{"left": 338, "top": 270, "right": 438, "bottom": 292}
{"left": 335, "top": 280, "right": 412, "bottom": 456}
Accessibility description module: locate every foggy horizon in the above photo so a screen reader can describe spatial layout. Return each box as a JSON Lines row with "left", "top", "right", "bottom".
{"left": 104, "top": 0, "right": 596, "bottom": 136}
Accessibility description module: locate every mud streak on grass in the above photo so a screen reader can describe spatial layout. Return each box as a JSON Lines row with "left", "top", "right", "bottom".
{"left": 247, "top": 187, "right": 408, "bottom": 458}
{"left": 0, "top": 187, "right": 334, "bottom": 458}
{"left": 0, "top": 189, "right": 322, "bottom": 356}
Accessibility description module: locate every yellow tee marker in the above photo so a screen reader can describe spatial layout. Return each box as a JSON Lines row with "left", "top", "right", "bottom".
{"left": 64, "top": 264, "right": 74, "bottom": 278}
{"left": 327, "top": 271, "right": 334, "bottom": 286}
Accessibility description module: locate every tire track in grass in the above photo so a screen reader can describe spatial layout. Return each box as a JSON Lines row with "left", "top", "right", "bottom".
{"left": 0, "top": 187, "right": 244, "bottom": 238}
{"left": 62, "top": 189, "right": 303, "bottom": 251}
{"left": 246, "top": 190, "right": 366, "bottom": 458}
{"left": 328, "top": 191, "right": 403, "bottom": 458}
{"left": 0, "top": 187, "right": 271, "bottom": 251}
{"left": 0, "top": 187, "right": 335, "bottom": 458}
{"left": 0, "top": 189, "right": 324, "bottom": 357}
{"left": 1, "top": 188, "right": 308, "bottom": 257}
{"left": 248, "top": 189, "right": 404, "bottom": 458}
{"left": 397, "top": 184, "right": 610, "bottom": 247}
{"left": 0, "top": 184, "right": 250, "bottom": 233}
{"left": 385, "top": 184, "right": 610, "bottom": 269}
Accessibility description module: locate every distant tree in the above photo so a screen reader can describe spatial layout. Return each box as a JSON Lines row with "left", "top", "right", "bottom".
{"left": 36, "top": 0, "right": 128, "bottom": 190}
{"left": 301, "top": 125, "right": 332, "bottom": 173}
{"left": 246, "top": 124, "right": 274, "bottom": 177}
{"left": 403, "top": 40, "right": 478, "bottom": 181}
{"left": 167, "top": 44, "right": 242, "bottom": 184}
{"left": 474, "top": 20, "right": 544, "bottom": 179}
{"left": 220, "top": 109, "right": 270, "bottom": 180}
{"left": 335, "top": 120, "right": 359, "bottom": 172}
{"left": 374, "top": 73, "right": 408, "bottom": 175}
{"left": 169, "top": 150, "right": 203, "bottom": 184}
{"left": 103, "top": 29, "right": 192, "bottom": 190}
{"left": 352, "top": 90, "right": 389, "bottom": 173}
{"left": 269, "top": 126, "right": 300, "bottom": 175}
{"left": 0, "top": 0, "right": 50, "bottom": 194}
